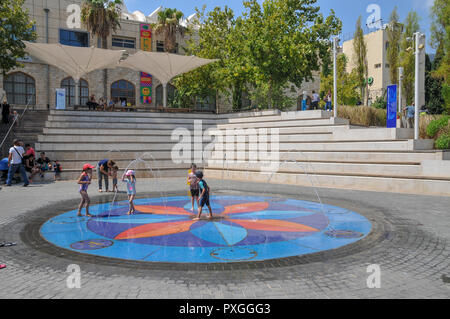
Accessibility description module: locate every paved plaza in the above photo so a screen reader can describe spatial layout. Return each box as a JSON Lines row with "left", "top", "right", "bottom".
{"left": 0, "top": 178, "right": 449, "bottom": 299}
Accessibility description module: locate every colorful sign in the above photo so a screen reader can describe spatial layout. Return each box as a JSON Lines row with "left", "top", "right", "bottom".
{"left": 387, "top": 84, "right": 397, "bottom": 128}
{"left": 140, "top": 23, "right": 152, "bottom": 104}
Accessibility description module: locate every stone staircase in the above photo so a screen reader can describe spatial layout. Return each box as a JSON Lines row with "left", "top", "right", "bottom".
{"left": 0, "top": 110, "right": 49, "bottom": 157}
{"left": 35, "top": 109, "right": 450, "bottom": 196}
{"left": 204, "top": 110, "right": 450, "bottom": 196}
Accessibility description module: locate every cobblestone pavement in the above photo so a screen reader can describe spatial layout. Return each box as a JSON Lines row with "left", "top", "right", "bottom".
{"left": 0, "top": 178, "right": 449, "bottom": 299}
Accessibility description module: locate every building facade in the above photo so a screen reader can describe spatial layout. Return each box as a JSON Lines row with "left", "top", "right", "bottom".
{"left": 0, "top": 0, "right": 318, "bottom": 112}
{"left": 342, "top": 28, "right": 425, "bottom": 108}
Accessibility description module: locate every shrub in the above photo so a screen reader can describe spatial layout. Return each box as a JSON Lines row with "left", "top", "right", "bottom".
{"left": 337, "top": 105, "right": 386, "bottom": 127}
{"left": 426, "top": 115, "right": 450, "bottom": 138}
{"left": 435, "top": 133, "right": 450, "bottom": 150}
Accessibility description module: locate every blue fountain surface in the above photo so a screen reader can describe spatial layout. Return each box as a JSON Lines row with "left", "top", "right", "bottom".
{"left": 40, "top": 195, "right": 372, "bottom": 263}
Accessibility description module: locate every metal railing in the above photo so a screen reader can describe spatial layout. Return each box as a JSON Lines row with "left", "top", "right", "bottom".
{"left": 0, "top": 98, "right": 32, "bottom": 152}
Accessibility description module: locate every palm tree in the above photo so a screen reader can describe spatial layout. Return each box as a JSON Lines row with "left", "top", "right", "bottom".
{"left": 153, "top": 8, "right": 185, "bottom": 53}
{"left": 81, "top": 0, "right": 122, "bottom": 99}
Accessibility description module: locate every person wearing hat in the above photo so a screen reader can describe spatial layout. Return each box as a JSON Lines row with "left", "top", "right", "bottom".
{"left": 122, "top": 169, "right": 137, "bottom": 215}
{"left": 193, "top": 171, "right": 213, "bottom": 220}
{"left": 77, "top": 164, "right": 94, "bottom": 217}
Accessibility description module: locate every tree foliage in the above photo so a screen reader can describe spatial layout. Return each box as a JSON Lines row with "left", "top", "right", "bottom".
{"left": 81, "top": 0, "right": 122, "bottom": 48}
{"left": 386, "top": 7, "right": 402, "bottom": 85}
{"left": 152, "top": 8, "right": 186, "bottom": 53}
{"left": 173, "top": 0, "right": 342, "bottom": 111}
{"left": 320, "top": 53, "right": 360, "bottom": 106}
{"left": 400, "top": 11, "right": 420, "bottom": 105}
{"left": 352, "top": 16, "right": 368, "bottom": 105}
{"left": 0, "top": 0, "right": 37, "bottom": 75}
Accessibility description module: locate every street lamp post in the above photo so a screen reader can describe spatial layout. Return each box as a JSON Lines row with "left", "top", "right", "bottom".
{"left": 413, "top": 32, "right": 425, "bottom": 140}
{"left": 333, "top": 36, "right": 339, "bottom": 118}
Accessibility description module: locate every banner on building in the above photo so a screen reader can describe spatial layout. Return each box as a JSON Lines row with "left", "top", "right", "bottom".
{"left": 55, "top": 88, "right": 66, "bottom": 110}
{"left": 140, "top": 23, "right": 152, "bottom": 104}
{"left": 386, "top": 84, "right": 397, "bottom": 128}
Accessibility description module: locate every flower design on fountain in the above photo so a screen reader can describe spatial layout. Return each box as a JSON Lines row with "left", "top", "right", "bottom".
{"left": 86, "top": 199, "right": 329, "bottom": 247}
{"left": 40, "top": 196, "right": 372, "bottom": 263}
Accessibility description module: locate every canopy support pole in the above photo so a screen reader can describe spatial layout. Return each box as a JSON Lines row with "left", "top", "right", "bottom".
{"left": 163, "top": 82, "right": 167, "bottom": 108}
{"left": 74, "top": 78, "right": 79, "bottom": 109}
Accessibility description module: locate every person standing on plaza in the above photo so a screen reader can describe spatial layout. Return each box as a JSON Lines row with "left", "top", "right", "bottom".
{"left": 1, "top": 99, "right": 11, "bottom": 125}
{"left": 311, "top": 90, "right": 320, "bottom": 110}
{"left": 405, "top": 103, "right": 415, "bottom": 129}
{"left": 77, "top": 164, "right": 94, "bottom": 217}
{"left": 325, "top": 90, "right": 332, "bottom": 111}
{"left": 187, "top": 163, "right": 200, "bottom": 213}
{"left": 97, "top": 159, "right": 115, "bottom": 192}
{"left": 193, "top": 171, "right": 213, "bottom": 220}
{"left": 122, "top": 170, "right": 136, "bottom": 215}
{"left": 6, "top": 139, "right": 29, "bottom": 187}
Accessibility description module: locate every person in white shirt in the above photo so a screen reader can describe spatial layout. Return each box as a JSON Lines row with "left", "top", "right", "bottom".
{"left": 311, "top": 90, "right": 320, "bottom": 110}
{"left": 6, "top": 139, "right": 29, "bottom": 186}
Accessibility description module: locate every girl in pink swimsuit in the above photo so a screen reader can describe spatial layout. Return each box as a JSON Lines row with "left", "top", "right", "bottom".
{"left": 77, "top": 164, "right": 94, "bottom": 217}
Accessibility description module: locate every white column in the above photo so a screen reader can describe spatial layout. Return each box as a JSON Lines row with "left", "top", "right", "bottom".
{"left": 333, "top": 37, "right": 339, "bottom": 118}
{"left": 163, "top": 82, "right": 167, "bottom": 108}
{"left": 74, "top": 78, "right": 79, "bottom": 109}
{"left": 414, "top": 32, "right": 420, "bottom": 140}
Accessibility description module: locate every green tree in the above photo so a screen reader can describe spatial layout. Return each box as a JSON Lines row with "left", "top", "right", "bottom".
{"left": 352, "top": 16, "right": 368, "bottom": 105}
{"left": 0, "top": 0, "right": 37, "bottom": 75}
{"left": 430, "top": 0, "right": 450, "bottom": 113}
{"left": 81, "top": 0, "right": 122, "bottom": 49}
{"left": 400, "top": 11, "right": 420, "bottom": 105}
{"left": 241, "top": 0, "right": 342, "bottom": 109}
{"left": 425, "top": 54, "right": 445, "bottom": 114}
{"left": 81, "top": 0, "right": 122, "bottom": 99}
{"left": 386, "top": 7, "right": 402, "bottom": 85}
{"left": 320, "top": 53, "right": 359, "bottom": 106}
{"left": 153, "top": 8, "right": 185, "bottom": 53}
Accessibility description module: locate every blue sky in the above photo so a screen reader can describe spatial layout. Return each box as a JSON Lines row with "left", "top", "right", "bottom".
{"left": 124, "top": 0, "right": 436, "bottom": 52}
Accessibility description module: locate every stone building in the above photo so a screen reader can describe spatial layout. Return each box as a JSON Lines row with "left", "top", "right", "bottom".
{"left": 0, "top": 0, "right": 319, "bottom": 113}
{"left": 342, "top": 28, "right": 425, "bottom": 107}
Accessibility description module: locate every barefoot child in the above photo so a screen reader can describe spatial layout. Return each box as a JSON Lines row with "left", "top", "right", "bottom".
{"left": 187, "top": 163, "right": 199, "bottom": 213}
{"left": 77, "top": 164, "right": 94, "bottom": 217}
{"left": 112, "top": 166, "right": 119, "bottom": 192}
{"left": 194, "top": 171, "right": 213, "bottom": 220}
{"left": 122, "top": 169, "right": 136, "bottom": 215}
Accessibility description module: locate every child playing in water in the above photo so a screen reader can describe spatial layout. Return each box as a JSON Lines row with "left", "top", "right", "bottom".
{"left": 193, "top": 171, "right": 213, "bottom": 220}
{"left": 122, "top": 169, "right": 136, "bottom": 215}
{"left": 187, "top": 163, "right": 199, "bottom": 213}
{"left": 112, "top": 166, "right": 119, "bottom": 192}
{"left": 77, "top": 164, "right": 94, "bottom": 217}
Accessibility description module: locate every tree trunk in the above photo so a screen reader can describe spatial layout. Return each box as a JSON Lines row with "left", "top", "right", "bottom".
{"left": 102, "top": 36, "right": 108, "bottom": 100}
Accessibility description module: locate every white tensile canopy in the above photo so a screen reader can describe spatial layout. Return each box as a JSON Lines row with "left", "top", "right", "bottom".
{"left": 24, "top": 41, "right": 125, "bottom": 105}
{"left": 120, "top": 51, "right": 218, "bottom": 107}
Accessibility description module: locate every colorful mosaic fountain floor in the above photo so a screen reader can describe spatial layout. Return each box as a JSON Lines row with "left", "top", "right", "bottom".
{"left": 40, "top": 195, "right": 372, "bottom": 263}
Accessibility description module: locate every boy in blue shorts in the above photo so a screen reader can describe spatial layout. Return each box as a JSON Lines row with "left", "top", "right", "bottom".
{"left": 193, "top": 171, "right": 213, "bottom": 220}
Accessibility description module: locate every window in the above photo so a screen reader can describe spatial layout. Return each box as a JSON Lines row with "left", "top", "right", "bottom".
{"left": 61, "top": 77, "right": 89, "bottom": 106}
{"left": 112, "top": 37, "right": 136, "bottom": 49}
{"left": 59, "top": 29, "right": 89, "bottom": 47}
{"left": 155, "top": 84, "right": 176, "bottom": 107}
{"left": 3, "top": 72, "right": 36, "bottom": 105}
{"left": 194, "top": 95, "right": 216, "bottom": 112}
{"left": 385, "top": 41, "right": 389, "bottom": 51}
{"left": 111, "top": 80, "right": 135, "bottom": 106}
{"left": 385, "top": 64, "right": 390, "bottom": 68}
{"left": 156, "top": 41, "right": 165, "bottom": 52}
{"left": 374, "top": 63, "right": 382, "bottom": 69}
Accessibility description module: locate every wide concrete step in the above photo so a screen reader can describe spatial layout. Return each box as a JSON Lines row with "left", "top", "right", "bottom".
{"left": 32, "top": 167, "right": 188, "bottom": 181}
{"left": 47, "top": 115, "right": 218, "bottom": 125}
{"left": 211, "top": 139, "right": 434, "bottom": 152}
{"left": 37, "top": 150, "right": 176, "bottom": 161}
{"left": 45, "top": 121, "right": 214, "bottom": 130}
{"left": 36, "top": 141, "right": 210, "bottom": 151}
{"left": 57, "top": 159, "right": 188, "bottom": 170}
{"left": 218, "top": 110, "right": 331, "bottom": 124}
{"left": 207, "top": 161, "right": 428, "bottom": 179}
{"left": 205, "top": 169, "right": 450, "bottom": 196}
{"left": 216, "top": 117, "right": 349, "bottom": 129}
